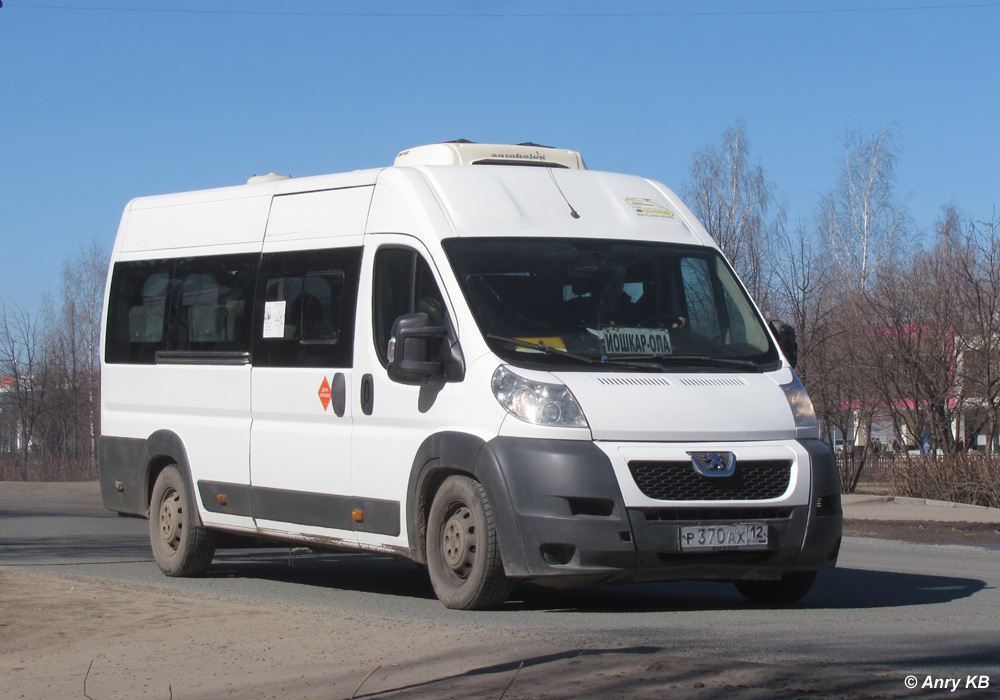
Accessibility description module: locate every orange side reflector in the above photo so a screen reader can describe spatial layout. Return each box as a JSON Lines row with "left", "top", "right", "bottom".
{"left": 217, "top": 494, "right": 228, "bottom": 506}
{"left": 352, "top": 510, "right": 364, "bottom": 522}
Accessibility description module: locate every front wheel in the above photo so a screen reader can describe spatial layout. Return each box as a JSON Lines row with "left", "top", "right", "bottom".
{"left": 734, "top": 571, "right": 817, "bottom": 605}
{"left": 149, "top": 465, "right": 216, "bottom": 577}
{"left": 426, "top": 475, "right": 512, "bottom": 610}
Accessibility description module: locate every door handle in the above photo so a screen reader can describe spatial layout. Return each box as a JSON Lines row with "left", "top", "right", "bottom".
{"left": 332, "top": 372, "right": 346, "bottom": 418}
{"left": 360, "top": 373, "right": 374, "bottom": 415}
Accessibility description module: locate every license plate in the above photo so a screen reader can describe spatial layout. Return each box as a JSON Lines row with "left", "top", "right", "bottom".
{"left": 679, "top": 523, "right": 769, "bottom": 551}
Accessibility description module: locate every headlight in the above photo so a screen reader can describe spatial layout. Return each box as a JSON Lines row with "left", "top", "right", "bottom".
{"left": 780, "top": 372, "right": 819, "bottom": 431}
{"left": 491, "top": 366, "right": 588, "bottom": 428}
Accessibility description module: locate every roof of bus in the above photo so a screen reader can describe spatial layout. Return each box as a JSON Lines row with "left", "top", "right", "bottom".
{"left": 119, "top": 162, "right": 714, "bottom": 254}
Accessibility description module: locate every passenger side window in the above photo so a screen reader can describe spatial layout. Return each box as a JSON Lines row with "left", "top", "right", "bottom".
{"left": 372, "top": 247, "right": 447, "bottom": 367}
{"left": 105, "top": 254, "right": 256, "bottom": 364}
{"left": 252, "top": 247, "right": 361, "bottom": 368}
{"left": 171, "top": 257, "right": 256, "bottom": 352}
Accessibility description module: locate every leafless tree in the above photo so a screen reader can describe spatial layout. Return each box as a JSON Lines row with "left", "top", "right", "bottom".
{"left": 831, "top": 303, "right": 883, "bottom": 491}
{"left": 1, "top": 242, "right": 107, "bottom": 479}
{"left": 855, "top": 206, "right": 1000, "bottom": 459}
{"left": 866, "top": 252, "right": 957, "bottom": 454}
{"left": 789, "top": 125, "right": 913, "bottom": 489}
{"left": 946, "top": 211, "right": 1000, "bottom": 455}
{"left": 819, "top": 125, "right": 910, "bottom": 294}
{"left": 685, "top": 120, "right": 786, "bottom": 314}
{"left": 773, "top": 222, "right": 838, "bottom": 369}
{"left": 23, "top": 243, "right": 106, "bottom": 470}
{"left": 772, "top": 222, "right": 842, "bottom": 444}
{"left": 0, "top": 303, "right": 52, "bottom": 477}
{"left": 42, "top": 242, "right": 106, "bottom": 464}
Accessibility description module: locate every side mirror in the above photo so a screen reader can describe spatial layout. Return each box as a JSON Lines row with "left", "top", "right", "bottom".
{"left": 387, "top": 313, "right": 464, "bottom": 385}
{"left": 769, "top": 319, "right": 798, "bottom": 368}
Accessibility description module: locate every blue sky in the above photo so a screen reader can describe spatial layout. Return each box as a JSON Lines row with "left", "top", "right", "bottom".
{"left": 2, "top": 1, "right": 998, "bottom": 312}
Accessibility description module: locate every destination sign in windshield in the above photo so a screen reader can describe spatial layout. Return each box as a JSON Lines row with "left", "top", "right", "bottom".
{"left": 597, "top": 327, "right": 673, "bottom": 355}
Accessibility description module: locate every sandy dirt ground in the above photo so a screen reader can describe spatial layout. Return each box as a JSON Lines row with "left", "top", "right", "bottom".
{"left": 1, "top": 566, "right": 921, "bottom": 700}
{"left": 842, "top": 519, "right": 1000, "bottom": 548}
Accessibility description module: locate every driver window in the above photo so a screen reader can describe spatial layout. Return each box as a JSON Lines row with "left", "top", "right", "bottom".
{"left": 372, "top": 247, "right": 447, "bottom": 366}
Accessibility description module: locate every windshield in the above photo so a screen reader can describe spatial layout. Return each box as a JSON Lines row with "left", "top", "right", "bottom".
{"left": 443, "top": 238, "right": 779, "bottom": 370}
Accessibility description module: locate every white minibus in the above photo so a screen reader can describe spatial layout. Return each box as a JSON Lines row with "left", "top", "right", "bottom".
{"left": 99, "top": 142, "right": 842, "bottom": 609}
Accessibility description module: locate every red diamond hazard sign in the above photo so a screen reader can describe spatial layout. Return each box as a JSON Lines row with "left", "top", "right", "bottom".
{"left": 318, "top": 377, "right": 332, "bottom": 411}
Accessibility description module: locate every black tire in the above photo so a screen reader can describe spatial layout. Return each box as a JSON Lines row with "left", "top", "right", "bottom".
{"left": 734, "top": 571, "right": 817, "bottom": 605}
{"left": 149, "top": 465, "right": 216, "bottom": 577}
{"left": 426, "top": 475, "right": 512, "bottom": 610}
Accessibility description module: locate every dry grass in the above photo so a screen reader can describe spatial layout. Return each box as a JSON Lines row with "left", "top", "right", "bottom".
{"left": 889, "top": 454, "right": 1000, "bottom": 509}
{"left": 0, "top": 457, "right": 98, "bottom": 482}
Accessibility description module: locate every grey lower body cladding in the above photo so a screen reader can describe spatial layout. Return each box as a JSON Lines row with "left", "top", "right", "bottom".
{"left": 198, "top": 481, "right": 400, "bottom": 537}
{"left": 99, "top": 431, "right": 842, "bottom": 583}
{"left": 97, "top": 433, "right": 400, "bottom": 537}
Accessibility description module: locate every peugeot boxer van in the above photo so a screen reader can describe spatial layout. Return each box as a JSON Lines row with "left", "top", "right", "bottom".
{"left": 99, "top": 142, "right": 842, "bottom": 609}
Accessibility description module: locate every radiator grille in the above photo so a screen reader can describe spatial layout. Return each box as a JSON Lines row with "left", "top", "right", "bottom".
{"left": 628, "top": 459, "right": 792, "bottom": 501}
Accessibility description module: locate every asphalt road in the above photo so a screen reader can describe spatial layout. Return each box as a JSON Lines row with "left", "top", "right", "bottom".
{"left": 2, "top": 483, "right": 999, "bottom": 689}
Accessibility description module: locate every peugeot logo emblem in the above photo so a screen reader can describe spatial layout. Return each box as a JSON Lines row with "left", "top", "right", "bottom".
{"left": 688, "top": 451, "right": 737, "bottom": 477}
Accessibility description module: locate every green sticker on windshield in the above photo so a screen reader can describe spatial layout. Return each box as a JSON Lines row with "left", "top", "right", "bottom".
{"left": 625, "top": 197, "right": 674, "bottom": 220}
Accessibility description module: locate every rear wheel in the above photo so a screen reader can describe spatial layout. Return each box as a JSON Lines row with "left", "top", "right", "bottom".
{"left": 735, "top": 571, "right": 817, "bottom": 605}
{"left": 149, "top": 465, "right": 216, "bottom": 577}
{"left": 426, "top": 475, "right": 512, "bottom": 610}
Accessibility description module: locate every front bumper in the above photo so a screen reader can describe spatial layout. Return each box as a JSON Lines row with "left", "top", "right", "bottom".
{"left": 476, "top": 437, "right": 842, "bottom": 584}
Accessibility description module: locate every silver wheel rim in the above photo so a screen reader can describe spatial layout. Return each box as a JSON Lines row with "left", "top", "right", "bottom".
{"left": 441, "top": 505, "right": 475, "bottom": 579}
{"left": 157, "top": 488, "right": 182, "bottom": 554}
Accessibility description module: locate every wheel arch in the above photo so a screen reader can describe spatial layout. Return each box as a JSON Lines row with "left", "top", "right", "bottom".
{"left": 406, "top": 431, "right": 525, "bottom": 573}
{"left": 143, "top": 430, "right": 203, "bottom": 526}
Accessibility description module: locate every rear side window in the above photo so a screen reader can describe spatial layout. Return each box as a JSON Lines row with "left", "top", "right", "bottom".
{"left": 251, "top": 247, "right": 362, "bottom": 368}
{"left": 105, "top": 254, "right": 257, "bottom": 364}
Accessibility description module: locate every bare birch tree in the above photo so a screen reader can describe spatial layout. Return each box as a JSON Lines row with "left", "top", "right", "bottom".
{"left": 685, "top": 120, "right": 785, "bottom": 313}
{"left": 45, "top": 242, "right": 106, "bottom": 463}
{"left": 819, "top": 125, "right": 909, "bottom": 293}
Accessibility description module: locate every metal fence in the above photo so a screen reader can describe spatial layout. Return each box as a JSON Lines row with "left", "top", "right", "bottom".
{"left": 838, "top": 451, "right": 1000, "bottom": 483}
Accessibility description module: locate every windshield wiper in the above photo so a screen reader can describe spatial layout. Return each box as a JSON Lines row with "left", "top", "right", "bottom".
{"left": 487, "top": 335, "right": 667, "bottom": 370}
{"left": 487, "top": 335, "right": 764, "bottom": 372}
{"left": 644, "top": 354, "right": 763, "bottom": 371}
{"left": 487, "top": 334, "right": 598, "bottom": 365}
{"left": 593, "top": 356, "right": 665, "bottom": 370}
